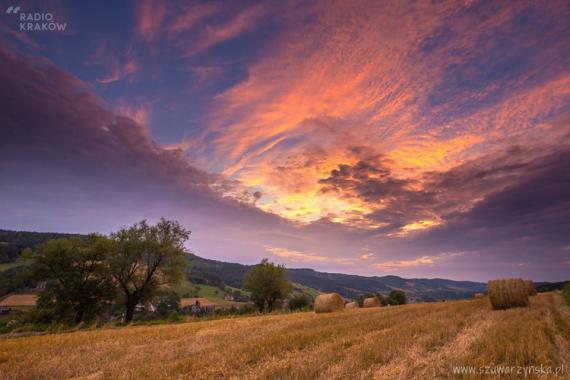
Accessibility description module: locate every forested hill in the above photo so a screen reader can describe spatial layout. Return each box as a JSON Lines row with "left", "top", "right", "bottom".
{"left": 0, "top": 229, "right": 80, "bottom": 263}
{"left": 188, "top": 253, "right": 487, "bottom": 301}
{"left": 1, "top": 229, "right": 487, "bottom": 301}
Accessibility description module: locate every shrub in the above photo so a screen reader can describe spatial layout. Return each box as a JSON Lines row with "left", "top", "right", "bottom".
{"left": 488, "top": 278, "right": 530, "bottom": 310}
{"left": 389, "top": 290, "right": 407, "bottom": 305}
{"left": 288, "top": 294, "right": 311, "bottom": 311}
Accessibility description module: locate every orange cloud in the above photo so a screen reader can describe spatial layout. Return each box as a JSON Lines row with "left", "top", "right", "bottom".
{"left": 373, "top": 252, "right": 464, "bottom": 272}
{"left": 194, "top": 0, "right": 570, "bottom": 234}
{"left": 264, "top": 245, "right": 328, "bottom": 263}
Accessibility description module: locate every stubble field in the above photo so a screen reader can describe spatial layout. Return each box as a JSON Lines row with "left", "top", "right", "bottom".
{"left": 0, "top": 292, "right": 568, "bottom": 379}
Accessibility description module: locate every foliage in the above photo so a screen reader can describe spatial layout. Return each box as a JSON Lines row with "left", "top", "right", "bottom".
{"left": 0, "top": 230, "right": 80, "bottom": 263}
{"left": 389, "top": 290, "right": 407, "bottom": 305}
{"left": 27, "top": 235, "right": 116, "bottom": 324}
{"left": 243, "top": 259, "right": 292, "bottom": 312}
{"left": 156, "top": 292, "right": 181, "bottom": 316}
{"left": 289, "top": 294, "right": 311, "bottom": 311}
{"left": 108, "top": 219, "right": 191, "bottom": 322}
{"left": 0, "top": 264, "right": 35, "bottom": 297}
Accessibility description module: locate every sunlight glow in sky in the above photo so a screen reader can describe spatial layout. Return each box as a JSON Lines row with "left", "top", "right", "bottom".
{"left": 1, "top": 0, "right": 570, "bottom": 281}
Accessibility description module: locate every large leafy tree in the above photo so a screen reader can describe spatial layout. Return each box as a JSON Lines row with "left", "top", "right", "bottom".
{"left": 108, "top": 219, "right": 190, "bottom": 322}
{"left": 29, "top": 235, "right": 116, "bottom": 324}
{"left": 243, "top": 259, "right": 292, "bottom": 312}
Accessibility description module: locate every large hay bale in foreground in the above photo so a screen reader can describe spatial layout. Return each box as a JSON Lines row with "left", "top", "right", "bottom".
{"left": 488, "top": 278, "right": 530, "bottom": 310}
{"left": 345, "top": 301, "right": 358, "bottom": 309}
{"left": 314, "top": 293, "right": 345, "bottom": 313}
{"left": 474, "top": 293, "right": 485, "bottom": 299}
{"left": 362, "top": 297, "right": 380, "bottom": 308}
{"left": 525, "top": 280, "right": 537, "bottom": 296}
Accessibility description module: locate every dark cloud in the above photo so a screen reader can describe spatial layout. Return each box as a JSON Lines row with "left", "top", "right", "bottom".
{"left": 0, "top": 43, "right": 277, "bottom": 237}
{"left": 317, "top": 126, "right": 570, "bottom": 241}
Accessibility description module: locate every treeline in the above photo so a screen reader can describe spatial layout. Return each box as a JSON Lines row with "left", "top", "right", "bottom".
{"left": 0, "top": 230, "right": 80, "bottom": 263}
{"left": 13, "top": 219, "right": 190, "bottom": 324}
{"left": 356, "top": 290, "right": 407, "bottom": 306}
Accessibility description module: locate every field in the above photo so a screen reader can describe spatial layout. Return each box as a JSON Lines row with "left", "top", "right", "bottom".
{"left": 0, "top": 294, "right": 37, "bottom": 307}
{"left": 0, "top": 292, "right": 568, "bottom": 379}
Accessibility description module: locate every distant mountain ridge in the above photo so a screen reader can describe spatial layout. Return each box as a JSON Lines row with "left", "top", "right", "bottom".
{"left": 188, "top": 254, "right": 487, "bottom": 301}
{"left": 1, "top": 229, "right": 487, "bottom": 301}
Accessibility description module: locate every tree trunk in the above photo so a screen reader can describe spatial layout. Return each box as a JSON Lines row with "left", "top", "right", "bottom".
{"left": 124, "top": 298, "right": 137, "bottom": 323}
{"left": 74, "top": 306, "right": 85, "bottom": 324}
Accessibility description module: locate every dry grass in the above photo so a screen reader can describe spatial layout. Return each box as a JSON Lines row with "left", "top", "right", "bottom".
{"left": 0, "top": 294, "right": 37, "bottom": 307}
{"left": 525, "top": 280, "right": 538, "bottom": 296}
{"left": 488, "top": 278, "right": 530, "bottom": 310}
{"left": 474, "top": 293, "right": 485, "bottom": 299}
{"left": 0, "top": 293, "right": 568, "bottom": 379}
{"left": 314, "top": 293, "right": 344, "bottom": 313}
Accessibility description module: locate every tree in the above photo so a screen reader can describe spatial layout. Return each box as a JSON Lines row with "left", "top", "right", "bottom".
{"left": 108, "top": 219, "right": 190, "bottom": 323}
{"left": 28, "top": 235, "right": 116, "bottom": 324}
{"left": 156, "top": 291, "right": 181, "bottom": 316}
{"left": 243, "top": 259, "right": 292, "bottom": 312}
{"left": 389, "top": 290, "right": 407, "bottom": 305}
{"left": 288, "top": 294, "right": 311, "bottom": 311}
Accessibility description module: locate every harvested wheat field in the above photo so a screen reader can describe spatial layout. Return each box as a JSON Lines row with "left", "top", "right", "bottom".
{"left": 1, "top": 292, "right": 569, "bottom": 379}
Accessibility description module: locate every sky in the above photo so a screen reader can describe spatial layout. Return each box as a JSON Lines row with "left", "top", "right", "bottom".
{"left": 1, "top": 0, "right": 569, "bottom": 282}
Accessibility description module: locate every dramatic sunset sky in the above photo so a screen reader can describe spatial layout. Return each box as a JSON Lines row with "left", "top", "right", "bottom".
{"left": 1, "top": 0, "right": 569, "bottom": 281}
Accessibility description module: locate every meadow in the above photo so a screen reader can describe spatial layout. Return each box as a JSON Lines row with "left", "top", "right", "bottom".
{"left": 0, "top": 292, "right": 568, "bottom": 379}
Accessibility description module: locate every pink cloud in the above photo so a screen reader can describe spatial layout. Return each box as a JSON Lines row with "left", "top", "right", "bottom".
{"left": 135, "top": 0, "right": 166, "bottom": 41}
{"left": 169, "top": 2, "right": 222, "bottom": 33}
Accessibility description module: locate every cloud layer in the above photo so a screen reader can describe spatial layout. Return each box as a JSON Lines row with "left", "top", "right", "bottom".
{"left": 1, "top": 0, "right": 570, "bottom": 281}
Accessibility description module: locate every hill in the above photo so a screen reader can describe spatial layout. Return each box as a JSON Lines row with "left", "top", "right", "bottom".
{"left": 189, "top": 253, "right": 486, "bottom": 301}
{"left": 1, "top": 292, "right": 568, "bottom": 379}
{"left": 0, "top": 230, "right": 80, "bottom": 263}
{"left": 3, "top": 229, "right": 484, "bottom": 301}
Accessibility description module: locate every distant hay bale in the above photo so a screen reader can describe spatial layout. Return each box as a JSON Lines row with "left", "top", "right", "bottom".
{"left": 362, "top": 297, "right": 380, "bottom": 308}
{"left": 345, "top": 301, "right": 358, "bottom": 309}
{"left": 525, "top": 280, "right": 537, "bottom": 296}
{"left": 487, "top": 278, "right": 530, "bottom": 310}
{"left": 314, "top": 293, "right": 345, "bottom": 313}
{"left": 474, "top": 293, "right": 485, "bottom": 299}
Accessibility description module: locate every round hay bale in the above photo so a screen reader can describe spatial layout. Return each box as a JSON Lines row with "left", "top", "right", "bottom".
{"left": 487, "top": 278, "right": 530, "bottom": 310}
{"left": 362, "top": 297, "right": 380, "bottom": 308}
{"left": 474, "top": 293, "right": 485, "bottom": 299}
{"left": 314, "top": 293, "right": 345, "bottom": 313}
{"left": 525, "top": 280, "right": 537, "bottom": 296}
{"left": 345, "top": 301, "right": 358, "bottom": 309}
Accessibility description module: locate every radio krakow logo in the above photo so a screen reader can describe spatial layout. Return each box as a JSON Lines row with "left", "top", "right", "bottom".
{"left": 6, "top": 5, "right": 67, "bottom": 32}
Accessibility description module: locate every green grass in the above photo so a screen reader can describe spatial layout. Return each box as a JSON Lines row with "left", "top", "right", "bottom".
{"left": 292, "top": 282, "right": 321, "bottom": 298}
{"left": 0, "top": 261, "right": 29, "bottom": 272}
{"left": 563, "top": 282, "right": 570, "bottom": 306}
{"left": 171, "top": 279, "right": 248, "bottom": 307}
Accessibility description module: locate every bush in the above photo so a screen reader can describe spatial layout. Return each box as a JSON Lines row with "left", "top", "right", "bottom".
{"left": 563, "top": 282, "right": 570, "bottom": 306}
{"left": 389, "top": 290, "right": 407, "bottom": 305}
{"left": 288, "top": 294, "right": 311, "bottom": 311}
